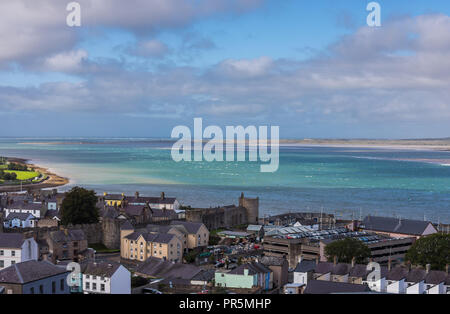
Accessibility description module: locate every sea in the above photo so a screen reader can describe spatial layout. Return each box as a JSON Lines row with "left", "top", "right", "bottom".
{"left": 0, "top": 138, "right": 449, "bottom": 223}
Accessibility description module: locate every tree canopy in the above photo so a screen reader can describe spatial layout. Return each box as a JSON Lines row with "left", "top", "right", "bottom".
{"left": 405, "top": 233, "right": 450, "bottom": 271}
{"left": 325, "top": 238, "right": 371, "bottom": 264}
{"left": 60, "top": 186, "right": 99, "bottom": 225}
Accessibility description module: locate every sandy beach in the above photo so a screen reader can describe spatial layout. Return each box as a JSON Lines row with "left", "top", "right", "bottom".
{"left": 279, "top": 139, "right": 450, "bottom": 151}
{"left": 0, "top": 157, "right": 69, "bottom": 192}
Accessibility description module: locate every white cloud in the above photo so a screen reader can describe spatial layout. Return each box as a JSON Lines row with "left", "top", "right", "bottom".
{"left": 0, "top": 0, "right": 264, "bottom": 66}
{"left": 44, "top": 50, "right": 88, "bottom": 72}
{"left": 1, "top": 13, "right": 450, "bottom": 134}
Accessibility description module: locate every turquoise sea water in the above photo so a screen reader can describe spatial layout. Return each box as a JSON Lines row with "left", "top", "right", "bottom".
{"left": 0, "top": 138, "right": 449, "bottom": 223}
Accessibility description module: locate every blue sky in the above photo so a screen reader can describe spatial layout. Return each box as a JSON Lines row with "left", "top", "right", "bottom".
{"left": 1, "top": 0, "right": 450, "bottom": 138}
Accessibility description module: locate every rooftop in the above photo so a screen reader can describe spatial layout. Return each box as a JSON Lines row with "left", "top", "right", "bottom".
{"left": 0, "top": 233, "right": 28, "bottom": 248}
{"left": 0, "top": 260, "right": 68, "bottom": 284}
{"left": 361, "top": 216, "right": 436, "bottom": 236}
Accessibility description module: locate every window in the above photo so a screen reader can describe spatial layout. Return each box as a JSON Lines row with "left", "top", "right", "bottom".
{"left": 100, "top": 284, "right": 105, "bottom": 292}
{"left": 0, "top": 260, "right": 3, "bottom": 268}
{"left": 39, "top": 285, "right": 44, "bottom": 294}
{"left": 11, "top": 250, "right": 15, "bottom": 257}
{"left": 11, "top": 261, "right": 15, "bottom": 265}
{"left": 0, "top": 250, "right": 3, "bottom": 256}
{"left": 85, "top": 282, "right": 90, "bottom": 290}
{"left": 92, "top": 283, "right": 97, "bottom": 290}
{"left": 60, "top": 279, "right": 64, "bottom": 291}
{"left": 30, "top": 287, "right": 34, "bottom": 294}
{"left": 52, "top": 281, "right": 56, "bottom": 293}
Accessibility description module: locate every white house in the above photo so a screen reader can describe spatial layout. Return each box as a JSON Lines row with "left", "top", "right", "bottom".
{"left": 4, "top": 202, "right": 44, "bottom": 219}
{"left": 127, "top": 192, "right": 180, "bottom": 210}
{"left": 293, "top": 259, "right": 316, "bottom": 285}
{"left": 0, "top": 234, "right": 38, "bottom": 269}
{"left": 3, "top": 213, "right": 37, "bottom": 229}
{"left": 82, "top": 261, "right": 131, "bottom": 294}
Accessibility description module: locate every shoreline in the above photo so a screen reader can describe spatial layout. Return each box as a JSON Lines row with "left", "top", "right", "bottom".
{"left": 0, "top": 157, "right": 69, "bottom": 192}
{"left": 278, "top": 139, "right": 450, "bottom": 152}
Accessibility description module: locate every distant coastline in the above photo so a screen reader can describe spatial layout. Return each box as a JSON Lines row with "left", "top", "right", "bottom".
{"left": 15, "top": 137, "right": 450, "bottom": 152}
{"left": 279, "top": 138, "right": 450, "bottom": 152}
{"left": 0, "top": 157, "right": 69, "bottom": 192}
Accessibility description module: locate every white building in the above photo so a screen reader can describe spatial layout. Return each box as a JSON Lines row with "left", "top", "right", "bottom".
{"left": 4, "top": 202, "right": 44, "bottom": 219}
{"left": 0, "top": 234, "right": 38, "bottom": 269}
{"left": 82, "top": 261, "right": 131, "bottom": 294}
{"left": 3, "top": 213, "right": 37, "bottom": 229}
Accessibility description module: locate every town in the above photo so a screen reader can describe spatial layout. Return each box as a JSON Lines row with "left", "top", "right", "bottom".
{"left": 0, "top": 186, "right": 448, "bottom": 295}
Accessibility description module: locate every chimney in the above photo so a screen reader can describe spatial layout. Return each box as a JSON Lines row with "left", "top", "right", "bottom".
{"left": 64, "top": 229, "right": 69, "bottom": 236}
{"left": 446, "top": 264, "right": 449, "bottom": 275}
{"left": 351, "top": 257, "right": 356, "bottom": 268}
{"left": 388, "top": 258, "right": 392, "bottom": 271}
{"left": 426, "top": 264, "right": 431, "bottom": 274}
{"left": 135, "top": 191, "right": 139, "bottom": 199}
{"left": 333, "top": 256, "right": 337, "bottom": 266}
{"left": 160, "top": 192, "right": 165, "bottom": 200}
{"left": 315, "top": 256, "right": 319, "bottom": 265}
{"left": 298, "top": 255, "right": 303, "bottom": 264}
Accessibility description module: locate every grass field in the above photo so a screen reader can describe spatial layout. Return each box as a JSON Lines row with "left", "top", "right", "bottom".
{"left": 4, "top": 170, "right": 40, "bottom": 180}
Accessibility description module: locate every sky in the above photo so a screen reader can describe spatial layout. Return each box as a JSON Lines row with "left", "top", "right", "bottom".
{"left": 1, "top": 0, "right": 450, "bottom": 138}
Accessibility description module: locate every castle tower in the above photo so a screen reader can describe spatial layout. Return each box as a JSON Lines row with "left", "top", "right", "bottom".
{"left": 239, "top": 193, "right": 259, "bottom": 225}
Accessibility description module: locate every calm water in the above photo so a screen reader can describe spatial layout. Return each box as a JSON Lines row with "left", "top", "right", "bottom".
{"left": 0, "top": 138, "right": 449, "bottom": 223}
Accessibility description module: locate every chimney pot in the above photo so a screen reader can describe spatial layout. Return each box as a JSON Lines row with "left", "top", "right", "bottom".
{"left": 426, "top": 264, "right": 431, "bottom": 274}
{"left": 333, "top": 256, "right": 337, "bottom": 266}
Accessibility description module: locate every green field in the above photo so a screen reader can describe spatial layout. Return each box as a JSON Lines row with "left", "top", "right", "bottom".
{"left": 4, "top": 170, "right": 40, "bottom": 180}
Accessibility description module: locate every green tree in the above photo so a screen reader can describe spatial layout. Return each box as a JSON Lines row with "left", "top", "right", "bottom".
{"left": 60, "top": 186, "right": 99, "bottom": 225}
{"left": 405, "top": 233, "right": 450, "bottom": 271}
{"left": 325, "top": 238, "right": 371, "bottom": 264}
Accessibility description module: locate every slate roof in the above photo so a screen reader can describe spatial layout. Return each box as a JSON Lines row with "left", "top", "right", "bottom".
{"left": 120, "top": 220, "right": 134, "bottom": 231}
{"left": 191, "top": 269, "right": 215, "bottom": 282}
{"left": 362, "top": 216, "right": 435, "bottom": 236}
{"left": 136, "top": 257, "right": 201, "bottom": 280}
{"left": 304, "top": 280, "right": 371, "bottom": 294}
{"left": 315, "top": 262, "right": 335, "bottom": 274}
{"left": 386, "top": 266, "right": 409, "bottom": 281}
{"left": 81, "top": 261, "right": 122, "bottom": 278}
{"left": 349, "top": 264, "right": 369, "bottom": 278}
{"left": 125, "top": 232, "right": 176, "bottom": 244}
{"left": 5, "top": 212, "right": 36, "bottom": 221}
{"left": 425, "top": 270, "right": 448, "bottom": 285}
{"left": 406, "top": 268, "right": 427, "bottom": 283}
{"left": 5, "top": 202, "right": 43, "bottom": 211}
{"left": 294, "top": 260, "right": 317, "bottom": 273}
{"left": 49, "top": 229, "right": 86, "bottom": 243}
{"left": 170, "top": 221, "right": 204, "bottom": 234}
{"left": 0, "top": 233, "right": 27, "bottom": 248}
{"left": 0, "top": 260, "right": 68, "bottom": 284}
{"left": 332, "top": 263, "right": 352, "bottom": 276}
{"left": 260, "top": 256, "right": 287, "bottom": 267}
{"left": 45, "top": 210, "right": 60, "bottom": 219}
{"left": 228, "top": 262, "right": 272, "bottom": 276}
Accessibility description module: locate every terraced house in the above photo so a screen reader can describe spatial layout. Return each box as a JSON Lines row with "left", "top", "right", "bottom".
{"left": 121, "top": 228, "right": 183, "bottom": 263}
{"left": 0, "top": 233, "right": 38, "bottom": 269}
